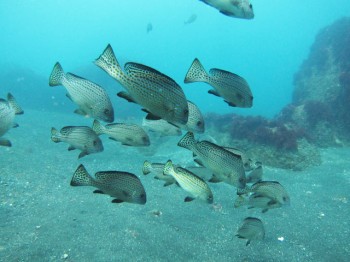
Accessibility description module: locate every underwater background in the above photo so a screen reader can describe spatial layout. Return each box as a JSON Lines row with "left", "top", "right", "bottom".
{"left": 1, "top": 0, "right": 350, "bottom": 261}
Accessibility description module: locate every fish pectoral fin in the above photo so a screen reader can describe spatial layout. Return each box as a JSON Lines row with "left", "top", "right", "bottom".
{"left": 66, "top": 93, "right": 73, "bottom": 101}
{"left": 117, "top": 91, "right": 136, "bottom": 103}
{"left": 68, "top": 145, "right": 76, "bottom": 151}
{"left": 121, "top": 143, "right": 132, "bottom": 146}
{"left": 225, "top": 100, "right": 237, "bottom": 107}
{"left": 112, "top": 199, "right": 124, "bottom": 204}
{"left": 108, "top": 137, "right": 118, "bottom": 142}
{"left": 13, "top": 123, "right": 19, "bottom": 128}
{"left": 208, "top": 89, "right": 220, "bottom": 97}
{"left": 93, "top": 190, "right": 105, "bottom": 194}
{"left": 246, "top": 240, "right": 251, "bottom": 246}
{"left": 74, "top": 109, "right": 87, "bottom": 116}
{"left": 208, "top": 176, "right": 222, "bottom": 183}
{"left": 220, "top": 10, "right": 236, "bottom": 17}
{"left": 184, "top": 196, "right": 195, "bottom": 202}
{"left": 194, "top": 158, "right": 204, "bottom": 167}
{"left": 267, "top": 199, "right": 278, "bottom": 206}
{"left": 262, "top": 208, "right": 269, "bottom": 213}
{"left": 78, "top": 151, "right": 89, "bottom": 159}
{"left": 163, "top": 181, "right": 174, "bottom": 187}
{"left": 0, "top": 139, "right": 12, "bottom": 147}
{"left": 145, "top": 112, "right": 161, "bottom": 121}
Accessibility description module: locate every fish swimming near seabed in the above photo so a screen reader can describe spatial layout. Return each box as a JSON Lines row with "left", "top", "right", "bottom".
{"left": 92, "top": 120, "right": 150, "bottom": 147}
{"left": 163, "top": 160, "right": 213, "bottom": 203}
{"left": 49, "top": 62, "right": 114, "bottom": 122}
{"left": 71, "top": 164, "right": 147, "bottom": 205}
{"left": 199, "top": 0, "right": 254, "bottom": 19}
{"left": 236, "top": 217, "right": 265, "bottom": 246}
{"left": 142, "top": 161, "right": 177, "bottom": 186}
{"left": 0, "top": 93, "right": 23, "bottom": 147}
{"left": 94, "top": 44, "right": 189, "bottom": 126}
{"left": 234, "top": 193, "right": 283, "bottom": 213}
{"left": 178, "top": 132, "right": 246, "bottom": 189}
{"left": 184, "top": 58, "right": 253, "bottom": 108}
{"left": 51, "top": 126, "right": 103, "bottom": 159}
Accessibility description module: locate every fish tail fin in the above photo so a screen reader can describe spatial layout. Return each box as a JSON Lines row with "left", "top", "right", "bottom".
{"left": 163, "top": 160, "right": 175, "bottom": 177}
{"left": 234, "top": 195, "right": 248, "bottom": 208}
{"left": 70, "top": 164, "right": 94, "bottom": 186}
{"left": 49, "top": 62, "right": 65, "bottom": 86}
{"left": 94, "top": 44, "right": 123, "bottom": 80}
{"left": 7, "top": 93, "right": 23, "bottom": 115}
{"left": 50, "top": 127, "right": 62, "bottom": 143}
{"left": 92, "top": 120, "right": 105, "bottom": 135}
{"left": 184, "top": 58, "right": 209, "bottom": 83}
{"left": 142, "top": 160, "right": 152, "bottom": 175}
{"left": 177, "top": 132, "right": 196, "bottom": 150}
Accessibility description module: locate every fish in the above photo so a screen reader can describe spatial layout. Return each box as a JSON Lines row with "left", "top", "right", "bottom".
{"left": 199, "top": 0, "right": 254, "bottom": 19}
{"left": 49, "top": 62, "right": 114, "bottom": 123}
{"left": 236, "top": 217, "right": 265, "bottom": 246}
{"left": 142, "top": 161, "right": 177, "bottom": 186}
{"left": 184, "top": 14, "right": 197, "bottom": 25}
{"left": 0, "top": 93, "right": 23, "bottom": 147}
{"left": 142, "top": 118, "right": 182, "bottom": 137}
{"left": 239, "top": 181, "right": 290, "bottom": 206}
{"left": 146, "top": 22, "right": 153, "bottom": 33}
{"left": 223, "top": 147, "right": 260, "bottom": 171}
{"left": 234, "top": 193, "right": 283, "bottom": 213}
{"left": 184, "top": 58, "right": 253, "bottom": 108}
{"left": 51, "top": 126, "right": 103, "bottom": 158}
{"left": 246, "top": 165, "right": 263, "bottom": 184}
{"left": 163, "top": 160, "right": 213, "bottom": 203}
{"left": 177, "top": 100, "right": 205, "bottom": 133}
{"left": 178, "top": 132, "right": 246, "bottom": 189}
{"left": 71, "top": 164, "right": 147, "bottom": 205}
{"left": 92, "top": 120, "right": 150, "bottom": 147}
{"left": 94, "top": 44, "right": 189, "bottom": 126}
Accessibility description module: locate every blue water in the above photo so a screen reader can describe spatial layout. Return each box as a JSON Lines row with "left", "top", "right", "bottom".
{"left": 1, "top": 1, "right": 350, "bottom": 261}
{"left": 1, "top": 0, "right": 350, "bottom": 117}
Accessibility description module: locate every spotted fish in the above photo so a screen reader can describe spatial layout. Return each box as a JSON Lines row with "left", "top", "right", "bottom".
{"left": 0, "top": 93, "right": 23, "bottom": 147}
{"left": 92, "top": 120, "right": 150, "bottom": 147}
{"left": 94, "top": 44, "right": 189, "bottom": 126}
{"left": 178, "top": 132, "right": 246, "bottom": 189}
{"left": 184, "top": 58, "right": 253, "bottom": 108}
{"left": 49, "top": 62, "right": 114, "bottom": 122}
{"left": 163, "top": 160, "right": 213, "bottom": 203}
{"left": 51, "top": 126, "right": 103, "bottom": 159}
{"left": 71, "top": 164, "right": 147, "bottom": 205}
{"left": 236, "top": 217, "right": 265, "bottom": 246}
{"left": 199, "top": 0, "right": 254, "bottom": 19}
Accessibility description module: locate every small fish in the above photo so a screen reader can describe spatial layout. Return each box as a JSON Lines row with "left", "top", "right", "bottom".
{"left": 184, "top": 58, "right": 253, "bottom": 108}
{"left": 49, "top": 62, "right": 114, "bottom": 122}
{"left": 142, "top": 161, "right": 176, "bottom": 187}
{"left": 200, "top": 0, "right": 254, "bottom": 19}
{"left": 142, "top": 118, "right": 182, "bottom": 137}
{"left": 184, "top": 14, "right": 197, "bottom": 25}
{"left": 223, "top": 147, "right": 260, "bottom": 171}
{"left": 236, "top": 217, "right": 265, "bottom": 246}
{"left": 51, "top": 126, "right": 103, "bottom": 158}
{"left": 177, "top": 101, "right": 205, "bottom": 133}
{"left": 92, "top": 120, "right": 150, "bottom": 147}
{"left": 95, "top": 45, "right": 189, "bottom": 126}
{"left": 71, "top": 164, "right": 147, "bottom": 205}
{"left": 246, "top": 165, "right": 263, "bottom": 184}
{"left": 178, "top": 132, "right": 246, "bottom": 188}
{"left": 163, "top": 160, "right": 213, "bottom": 203}
{"left": 234, "top": 193, "right": 282, "bottom": 213}
{"left": 146, "top": 22, "right": 153, "bottom": 33}
{"left": 0, "top": 93, "right": 23, "bottom": 147}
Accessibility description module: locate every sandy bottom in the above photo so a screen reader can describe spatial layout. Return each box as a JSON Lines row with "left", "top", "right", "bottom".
{"left": 1, "top": 109, "right": 349, "bottom": 261}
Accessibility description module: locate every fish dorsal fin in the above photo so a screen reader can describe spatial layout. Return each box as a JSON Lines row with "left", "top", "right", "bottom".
{"left": 7, "top": 93, "right": 24, "bottom": 115}
{"left": 95, "top": 171, "right": 137, "bottom": 183}
{"left": 184, "top": 58, "right": 209, "bottom": 83}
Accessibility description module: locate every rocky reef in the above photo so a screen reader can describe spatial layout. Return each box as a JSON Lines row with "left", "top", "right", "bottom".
{"left": 205, "top": 17, "right": 350, "bottom": 170}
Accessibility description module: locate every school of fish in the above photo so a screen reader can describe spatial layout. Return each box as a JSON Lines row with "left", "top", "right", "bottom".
{"left": 2, "top": 1, "right": 292, "bottom": 247}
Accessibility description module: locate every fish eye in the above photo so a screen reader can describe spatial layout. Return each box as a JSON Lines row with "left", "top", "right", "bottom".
{"left": 184, "top": 109, "right": 189, "bottom": 116}
{"left": 104, "top": 109, "right": 110, "bottom": 115}
{"left": 249, "top": 4, "right": 253, "bottom": 9}
{"left": 196, "top": 121, "right": 202, "bottom": 127}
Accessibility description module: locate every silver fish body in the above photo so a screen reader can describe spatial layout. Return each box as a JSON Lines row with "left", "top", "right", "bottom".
{"left": 95, "top": 45, "right": 189, "bottom": 126}
{"left": 163, "top": 160, "right": 213, "bottom": 203}
{"left": 142, "top": 118, "right": 182, "bottom": 137}
{"left": 0, "top": 93, "right": 23, "bottom": 147}
{"left": 184, "top": 58, "right": 253, "bottom": 108}
{"left": 250, "top": 181, "right": 290, "bottom": 206}
{"left": 93, "top": 120, "right": 150, "bottom": 147}
{"left": 178, "top": 132, "right": 246, "bottom": 188}
{"left": 200, "top": 0, "right": 254, "bottom": 19}
{"left": 51, "top": 126, "right": 103, "bottom": 158}
{"left": 236, "top": 217, "right": 265, "bottom": 246}
{"left": 49, "top": 62, "right": 114, "bottom": 122}
{"left": 71, "top": 164, "right": 146, "bottom": 205}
